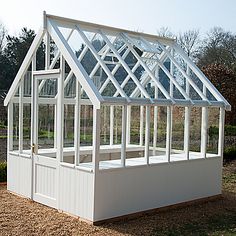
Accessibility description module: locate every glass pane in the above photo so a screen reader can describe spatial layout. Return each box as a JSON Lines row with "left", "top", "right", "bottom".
{"left": 113, "top": 106, "right": 122, "bottom": 144}
{"left": 23, "top": 72, "right": 32, "bottom": 97}
{"left": 207, "top": 108, "right": 219, "bottom": 154}
{"left": 23, "top": 104, "right": 31, "bottom": 151}
{"left": 171, "top": 106, "right": 185, "bottom": 152}
{"left": 79, "top": 105, "right": 93, "bottom": 164}
{"left": 38, "top": 79, "right": 58, "bottom": 98}
{"left": 38, "top": 104, "right": 55, "bottom": 149}
{"left": 100, "top": 105, "right": 110, "bottom": 145}
{"left": 80, "top": 105, "right": 93, "bottom": 146}
{"left": 189, "top": 107, "right": 202, "bottom": 152}
{"left": 13, "top": 103, "right": 19, "bottom": 151}
{"left": 149, "top": 106, "right": 167, "bottom": 158}
{"left": 130, "top": 106, "right": 140, "bottom": 145}
{"left": 64, "top": 105, "right": 74, "bottom": 147}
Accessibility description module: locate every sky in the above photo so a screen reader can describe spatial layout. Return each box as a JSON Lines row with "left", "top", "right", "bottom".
{"left": 1, "top": 0, "right": 236, "bottom": 37}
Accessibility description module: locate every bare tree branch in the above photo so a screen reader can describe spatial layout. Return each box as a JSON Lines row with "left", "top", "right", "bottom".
{"left": 178, "top": 29, "right": 200, "bottom": 58}
{"left": 0, "top": 23, "right": 7, "bottom": 52}
{"left": 156, "top": 27, "right": 175, "bottom": 38}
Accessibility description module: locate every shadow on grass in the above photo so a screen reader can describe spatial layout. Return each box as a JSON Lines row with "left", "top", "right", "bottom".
{"left": 151, "top": 211, "right": 236, "bottom": 236}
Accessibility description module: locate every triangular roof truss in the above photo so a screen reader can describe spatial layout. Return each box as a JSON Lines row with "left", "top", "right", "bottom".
{"left": 4, "top": 13, "right": 231, "bottom": 111}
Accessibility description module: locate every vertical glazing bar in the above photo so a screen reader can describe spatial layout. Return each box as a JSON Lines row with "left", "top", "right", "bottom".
{"left": 45, "top": 32, "right": 50, "bottom": 70}
{"left": 140, "top": 105, "right": 144, "bottom": 146}
{"left": 169, "top": 49, "right": 174, "bottom": 161}
{"left": 7, "top": 102, "right": 13, "bottom": 152}
{"left": 19, "top": 81, "right": 24, "bottom": 153}
{"left": 121, "top": 105, "right": 127, "bottom": 167}
{"left": 203, "top": 84, "right": 207, "bottom": 96}
{"left": 184, "top": 66, "right": 190, "bottom": 160}
{"left": 33, "top": 76, "right": 38, "bottom": 155}
{"left": 153, "top": 86, "right": 158, "bottom": 155}
{"left": 57, "top": 55, "right": 64, "bottom": 162}
{"left": 145, "top": 106, "right": 150, "bottom": 165}
{"left": 92, "top": 108, "right": 101, "bottom": 171}
{"left": 184, "top": 107, "right": 190, "bottom": 160}
{"left": 75, "top": 80, "right": 81, "bottom": 165}
{"left": 170, "top": 49, "right": 174, "bottom": 98}
{"left": 31, "top": 55, "right": 36, "bottom": 200}
{"left": 201, "top": 107, "right": 208, "bottom": 158}
{"left": 54, "top": 105, "right": 57, "bottom": 148}
{"left": 110, "top": 105, "right": 114, "bottom": 145}
{"left": 218, "top": 108, "right": 225, "bottom": 157}
{"left": 126, "top": 105, "right": 131, "bottom": 145}
{"left": 201, "top": 84, "right": 208, "bottom": 158}
{"left": 166, "top": 106, "right": 172, "bottom": 162}
{"left": 56, "top": 55, "right": 64, "bottom": 210}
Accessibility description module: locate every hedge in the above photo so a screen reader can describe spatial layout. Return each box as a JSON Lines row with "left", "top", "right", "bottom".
{"left": 224, "top": 146, "right": 236, "bottom": 162}
{"left": 0, "top": 162, "right": 7, "bottom": 182}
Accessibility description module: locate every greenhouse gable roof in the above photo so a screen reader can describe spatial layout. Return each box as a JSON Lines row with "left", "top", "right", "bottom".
{"left": 4, "top": 12, "right": 231, "bottom": 110}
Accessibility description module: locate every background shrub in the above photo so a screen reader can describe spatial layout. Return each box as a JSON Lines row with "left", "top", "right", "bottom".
{"left": 0, "top": 162, "right": 7, "bottom": 182}
{"left": 224, "top": 146, "right": 236, "bottom": 162}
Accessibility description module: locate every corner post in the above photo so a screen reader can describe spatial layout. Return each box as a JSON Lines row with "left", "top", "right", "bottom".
{"left": 55, "top": 54, "right": 65, "bottom": 211}
{"left": 31, "top": 54, "right": 37, "bottom": 200}
{"left": 218, "top": 107, "right": 225, "bottom": 157}
{"left": 201, "top": 85, "right": 208, "bottom": 158}
{"left": 201, "top": 106, "right": 208, "bottom": 158}
{"left": 121, "top": 105, "right": 127, "bottom": 167}
{"left": 19, "top": 80, "right": 24, "bottom": 153}
{"left": 7, "top": 102, "right": 13, "bottom": 153}
{"left": 75, "top": 80, "right": 81, "bottom": 165}
{"left": 184, "top": 65, "right": 191, "bottom": 160}
{"left": 166, "top": 106, "right": 172, "bottom": 162}
{"left": 140, "top": 105, "right": 144, "bottom": 146}
{"left": 92, "top": 107, "right": 101, "bottom": 172}
{"left": 145, "top": 106, "right": 150, "bottom": 165}
{"left": 57, "top": 55, "right": 64, "bottom": 163}
{"left": 109, "top": 105, "right": 114, "bottom": 145}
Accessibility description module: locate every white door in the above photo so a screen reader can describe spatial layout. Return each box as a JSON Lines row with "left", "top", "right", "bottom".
{"left": 32, "top": 74, "right": 59, "bottom": 208}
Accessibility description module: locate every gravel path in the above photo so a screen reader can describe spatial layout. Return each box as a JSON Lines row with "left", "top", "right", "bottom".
{"left": 0, "top": 160, "right": 235, "bottom": 236}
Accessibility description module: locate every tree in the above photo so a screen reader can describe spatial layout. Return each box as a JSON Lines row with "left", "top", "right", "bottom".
{"left": 0, "top": 23, "right": 7, "bottom": 53}
{"left": 4, "top": 27, "right": 44, "bottom": 73}
{"left": 178, "top": 29, "right": 200, "bottom": 60}
{"left": 197, "top": 27, "right": 236, "bottom": 70}
{"left": 201, "top": 63, "right": 236, "bottom": 125}
{"left": 157, "top": 27, "right": 175, "bottom": 38}
{"left": 0, "top": 28, "right": 45, "bottom": 90}
{"left": 157, "top": 27, "right": 201, "bottom": 61}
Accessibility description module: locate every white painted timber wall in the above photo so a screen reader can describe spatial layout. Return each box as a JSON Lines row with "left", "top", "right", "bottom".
{"left": 33, "top": 155, "right": 57, "bottom": 208}
{"left": 7, "top": 154, "right": 95, "bottom": 221}
{"left": 7, "top": 153, "right": 32, "bottom": 198}
{"left": 7, "top": 153, "right": 222, "bottom": 223}
{"left": 59, "top": 165, "right": 94, "bottom": 221}
{"left": 93, "top": 157, "right": 222, "bottom": 222}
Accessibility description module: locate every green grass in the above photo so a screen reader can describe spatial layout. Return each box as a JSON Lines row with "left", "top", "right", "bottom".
{"left": 152, "top": 213, "right": 236, "bottom": 236}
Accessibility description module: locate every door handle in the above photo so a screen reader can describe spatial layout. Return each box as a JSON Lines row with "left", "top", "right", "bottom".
{"left": 32, "top": 143, "right": 38, "bottom": 154}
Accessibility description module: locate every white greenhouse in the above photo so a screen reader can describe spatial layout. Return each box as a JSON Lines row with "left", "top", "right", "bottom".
{"left": 4, "top": 12, "right": 231, "bottom": 223}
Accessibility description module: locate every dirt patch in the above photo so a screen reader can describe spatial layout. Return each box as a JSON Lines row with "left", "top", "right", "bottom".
{"left": 0, "top": 160, "right": 236, "bottom": 236}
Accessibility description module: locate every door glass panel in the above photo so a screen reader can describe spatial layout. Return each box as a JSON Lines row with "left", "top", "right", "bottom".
{"left": 36, "top": 77, "right": 57, "bottom": 158}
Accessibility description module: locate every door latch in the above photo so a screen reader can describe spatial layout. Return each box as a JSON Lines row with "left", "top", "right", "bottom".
{"left": 32, "top": 143, "right": 36, "bottom": 154}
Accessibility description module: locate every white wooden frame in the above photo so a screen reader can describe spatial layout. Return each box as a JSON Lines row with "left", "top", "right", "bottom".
{"left": 4, "top": 13, "right": 229, "bottom": 170}
{"left": 4, "top": 12, "right": 230, "bottom": 224}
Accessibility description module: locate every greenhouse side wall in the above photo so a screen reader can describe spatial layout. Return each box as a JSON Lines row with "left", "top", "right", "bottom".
{"left": 93, "top": 157, "right": 222, "bottom": 222}
{"left": 7, "top": 153, "right": 32, "bottom": 198}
